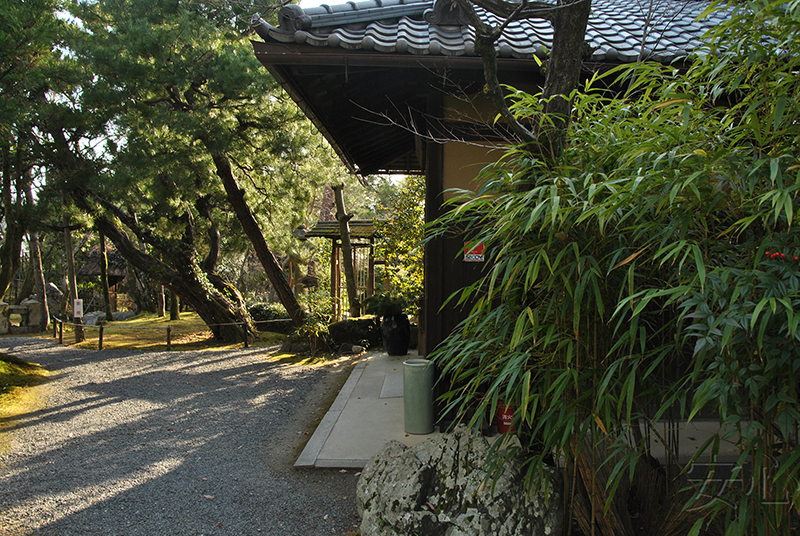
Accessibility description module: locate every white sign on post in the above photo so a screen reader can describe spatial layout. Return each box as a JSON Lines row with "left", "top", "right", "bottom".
{"left": 73, "top": 299, "right": 84, "bottom": 319}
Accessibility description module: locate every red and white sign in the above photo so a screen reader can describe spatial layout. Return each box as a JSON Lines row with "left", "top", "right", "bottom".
{"left": 73, "top": 299, "right": 84, "bottom": 318}
{"left": 464, "top": 242, "right": 485, "bottom": 262}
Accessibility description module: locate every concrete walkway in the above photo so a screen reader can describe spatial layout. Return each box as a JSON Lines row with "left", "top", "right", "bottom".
{"left": 295, "top": 350, "right": 440, "bottom": 468}
{"left": 296, "top": 349, "right": 744, "bottom": 470}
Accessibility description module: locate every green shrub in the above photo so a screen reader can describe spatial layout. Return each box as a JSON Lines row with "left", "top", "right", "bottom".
{"left": 247, "top": 302, "right": 290, "bottom": 322}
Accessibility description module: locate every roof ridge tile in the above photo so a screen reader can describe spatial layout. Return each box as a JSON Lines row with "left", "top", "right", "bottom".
{"left": 253, "top": 0, "right": 732, "bottom": 64}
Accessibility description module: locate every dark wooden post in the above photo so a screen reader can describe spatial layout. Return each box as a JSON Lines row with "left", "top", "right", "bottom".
{"left": 58, "top": 321, "right": 63, "bottom": 344}
{"left": 99, "top": 231, "right": 114, "bottom": 322}
{"left": 166, "top": 326, "right": 172, "bottom": 351}
{"left": 332, "top": 184, "right": 361, "bottom": 318}
{"left": 331, "top": 239, "right": 338, "bottom": 321}
{"left": 367, "top": 238, "right": 375, "bottom": 298}
{"left": 243, "top": 325, "right": 248, "bottom": 348}
{"left": 99, "top": 326, "right": 104, "bottom": 350}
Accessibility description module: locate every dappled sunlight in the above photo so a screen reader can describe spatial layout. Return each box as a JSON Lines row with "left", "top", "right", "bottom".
{"left": 0, "top": 337, "right": 353, "bottom": 535}
{"left": 37, "top": 312, "right": 287, "bottom": 353}
{"left": 1, "top": 457, "right": 185, "bottom": 527}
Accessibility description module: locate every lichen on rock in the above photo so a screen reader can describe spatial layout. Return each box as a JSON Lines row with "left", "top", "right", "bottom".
{"left": 356, "top": 425, "right": 563, "bottom": 536}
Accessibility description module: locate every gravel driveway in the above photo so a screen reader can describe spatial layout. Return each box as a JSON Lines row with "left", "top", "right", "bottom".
{"left": 0, "top": 337, "right": 361, "bottom": 536}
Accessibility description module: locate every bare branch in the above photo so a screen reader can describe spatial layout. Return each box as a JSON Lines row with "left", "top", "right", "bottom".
{"left": 469, "top": 0, "right": 589, "bottom": 22}
{"left": 456, "top": 0, "right": 537, "bottom": 145}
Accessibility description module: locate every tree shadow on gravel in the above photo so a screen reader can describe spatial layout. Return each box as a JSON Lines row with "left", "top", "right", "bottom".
{"left": 0, "top": 338, "right": 361, "bottom": 536}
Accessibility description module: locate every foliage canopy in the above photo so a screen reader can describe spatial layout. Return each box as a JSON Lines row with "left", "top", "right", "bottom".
{"left": 375, "top": 175, "right": 425, "bottom": 316}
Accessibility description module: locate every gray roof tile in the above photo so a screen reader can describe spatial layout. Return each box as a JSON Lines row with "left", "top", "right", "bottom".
{"left": 253, "top": 0, "right": 730, "bottom": 63}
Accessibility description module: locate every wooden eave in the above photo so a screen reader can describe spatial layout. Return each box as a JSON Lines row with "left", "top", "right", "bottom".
{"left": 252, "top": 40, "right": 544, "bottom": 176}
{"left": 252, "top": 41, "right": 543, "bottom": 70}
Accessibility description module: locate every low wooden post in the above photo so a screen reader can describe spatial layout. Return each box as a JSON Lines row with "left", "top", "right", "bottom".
{"left": 74, "top": 318, "right": 83, "bottom": 344}
{"left": 243, "top": 325, "right": 248, "bottom": 349}
{"left": 58, "top": 321, "right": 63, "bottom": 344}
{"left": 166, "top": 326, "right": 172, "bottom": 351}
{"left": 99, "top": 326, "right": 104, "bottom": 350}
{"left": 53, "top": 321, "right": 57, "bottom": 338}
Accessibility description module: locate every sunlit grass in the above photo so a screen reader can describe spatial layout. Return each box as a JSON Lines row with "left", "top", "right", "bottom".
{"left": 32, "top": 311, "right": 350, "bottom": 366}
{"left": 0, "top": 354, "right": 50, "bottom": 453}
{"left": 46, "top": 312, "right": 288, "bottom": 352}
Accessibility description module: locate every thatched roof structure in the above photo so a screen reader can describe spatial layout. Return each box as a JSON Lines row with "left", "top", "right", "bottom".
{"left": 298, "top": 220, "right": 379, "bottom": 241}
{"left": 77, "top": 246, "right": 127, "bottom": 284}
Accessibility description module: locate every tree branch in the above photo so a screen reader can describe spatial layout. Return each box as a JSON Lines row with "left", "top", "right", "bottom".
{"left": 468, "top": 0, "right": 588, "bottom": 22}
{"left": 456, "top": 0, "right": 537, "bottom": 145}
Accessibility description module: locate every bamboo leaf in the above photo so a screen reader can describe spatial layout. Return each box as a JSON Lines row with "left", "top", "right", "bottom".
{"left": 774, "top": 95, "right": 787, "bottom": 131}
{"left": 625, "top": 367, "right": 636, "bottom": 421}
{"left": 687, "top": 518, "right": 704, "bottom": 536}
{"left": 510, "top": 308, "right": 531, "bottom": 349}
{"left": 611, "top": 245, "right": 649, "bottom": 271}
{"left": 521, "top": 370, "right": 531, "bottom": 423}
{"left": 594, "top": 414, "right": 608, "bottom": 436}
{"left": 750, "top": 298, "right": 770, "bottom": 331}
{"left": 651, "top": 98, "right": 689, "bottom": 109}
{"left": 692, "top": 245, "right": 706, "bottom": 289}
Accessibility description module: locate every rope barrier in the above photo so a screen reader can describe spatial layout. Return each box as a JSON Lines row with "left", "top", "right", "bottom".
{"left": 52, "top": 317, "right": 254, "bottom": 350}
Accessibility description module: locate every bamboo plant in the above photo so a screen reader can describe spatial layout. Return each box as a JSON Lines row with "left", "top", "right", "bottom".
{"left": 428, "top": 1, "right": 800, "bottom": 534}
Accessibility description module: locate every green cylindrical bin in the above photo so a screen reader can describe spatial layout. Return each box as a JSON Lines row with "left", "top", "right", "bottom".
{"left": 403, "top": 358, "right": 434, "bottom": 434}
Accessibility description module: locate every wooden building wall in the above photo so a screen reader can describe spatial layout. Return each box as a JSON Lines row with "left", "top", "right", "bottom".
{"left": 420, "top": 91, "right": 497, "bottom": 357}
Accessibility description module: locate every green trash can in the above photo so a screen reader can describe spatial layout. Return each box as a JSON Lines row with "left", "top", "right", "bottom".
{"left": 403, "top": 358, "right": 434, "bottom": 434}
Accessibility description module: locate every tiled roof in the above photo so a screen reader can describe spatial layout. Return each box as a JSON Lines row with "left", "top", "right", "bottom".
{"left": 253, "top": 0, "right": 730, "bottom": 64}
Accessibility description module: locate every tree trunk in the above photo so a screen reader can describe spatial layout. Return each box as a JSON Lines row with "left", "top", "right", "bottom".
{"left": 90, "top": 212, "right": 249, "bottom": 342}
{"left": 30, "top": 235, "right": 50, "bottom": 328}
{"left": 17, "top": 262, "right": 35, "bottom": 303}
{"left": 99, "top": 231, "right": 114, "bottom": 322}
{"left": 0, "top": 142, "right": 24, "bottom": 303}
{"left": 169, "top": 291, "right": 179, "bottom": 321}
{"left": 43, "top": 94, "right": 250, "bottom": 343}
{"left": 237, "top": 247, "right": 252, "bottom": 294}
{"left": 26, "top": 207, "right": 50, "bottom": 329}
{"left": 62, "top": 195, "right": 84, "bottom": 342}
{"left": 197, "top": 195, "right": 220, "bottom": 274}
{"left": 458, "top": 0, "right": 591, "bottom": 164}
{"left": 156, "top": 285, "right": 165, "bottom": 317}
{"left": 124, "top": 260, "right": 141, "bottom": 311}
{"left": 332, "top": 184, "right": 361, "bottom": 317}
{"left": 207, "top": 146, "right": 305, "bottom": 327}
{"left": 538, "top": 0, "right": 592, "bottom": 160}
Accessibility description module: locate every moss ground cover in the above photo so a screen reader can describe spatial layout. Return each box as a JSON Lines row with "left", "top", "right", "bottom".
{"left": 46, "top": 312, "right": 287, "bottom": 352}
{"left": 0, "top": 354, "right": 50, "bottom": 452}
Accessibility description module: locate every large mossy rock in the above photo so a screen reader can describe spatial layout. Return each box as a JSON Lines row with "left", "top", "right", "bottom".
{"left": 356, "top": 426, "right": 563, "bottom": 536}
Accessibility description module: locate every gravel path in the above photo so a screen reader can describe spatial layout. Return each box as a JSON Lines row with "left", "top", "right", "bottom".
{"left": 0, "top": 337, "right": 361, "bottom": 536}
